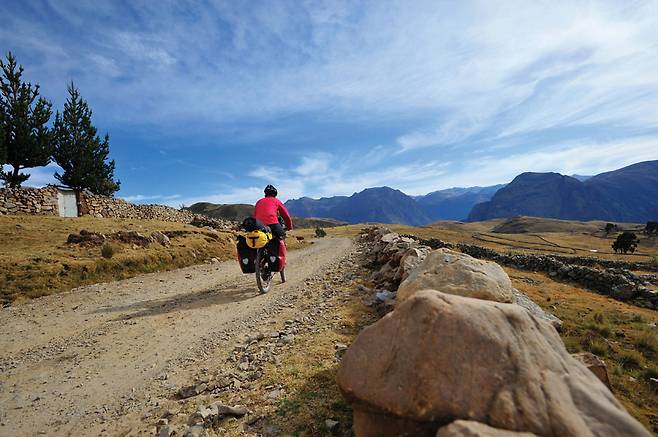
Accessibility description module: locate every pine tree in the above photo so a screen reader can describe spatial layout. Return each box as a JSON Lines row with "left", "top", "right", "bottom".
{"left": 0, "top": 103, "right": 6, "bottom": 167}
{"left": 53, "top": 82, "right": 120, "bottom": 195}
{"left": 0, "top": 52, "right": 53, "bottom": 187}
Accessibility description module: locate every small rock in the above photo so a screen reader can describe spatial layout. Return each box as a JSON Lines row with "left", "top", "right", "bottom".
{"left": 210, "top": 402, "right": 248, "bottom": 417}
{"left": 158, "top": 425, "right": 174, "bottom": 437}
{"left": 325, "top": 419, "right": 339, "bottom": 431}
{"left": 182, "top": 425, "right": 207, "bottom": 437}
{"left": 178, "top": 383, "right": 207, "bottom": 399}
{"left": 265, "top": 388, "right": 284, "bottom": 400}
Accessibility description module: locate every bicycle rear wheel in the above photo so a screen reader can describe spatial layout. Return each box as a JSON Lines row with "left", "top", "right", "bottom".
{"left": 255, "top": 249, "right": 273, "bottom": 293}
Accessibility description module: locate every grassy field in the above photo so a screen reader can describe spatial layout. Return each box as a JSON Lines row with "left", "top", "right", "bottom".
{"left": 509, "top": 268, "right": 658, "bottom": 432}
{"left": 0, "top": 215, "right": 307, "bottom": 304}
{"left": 306, "top": 217, "right": 658, "bottom": 262}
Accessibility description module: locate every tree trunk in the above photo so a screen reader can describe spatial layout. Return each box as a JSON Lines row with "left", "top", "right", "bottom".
{"left": 9, "top": 166, "right": 20, "bottom": 188}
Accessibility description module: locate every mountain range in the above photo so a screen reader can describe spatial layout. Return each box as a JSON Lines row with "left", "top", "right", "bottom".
{"left": 285, "top": 185, "right": 503, "bottom": 225}
{"left": 468, "top": 160, "right": 658, "bottom": 223}
{"left": 284, "top": 160, "right": 658, "bottom": 225}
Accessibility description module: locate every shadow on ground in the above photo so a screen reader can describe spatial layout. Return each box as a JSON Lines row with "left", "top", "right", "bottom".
{"left": 91, "top": 282, "right": 259, "bottom": 320}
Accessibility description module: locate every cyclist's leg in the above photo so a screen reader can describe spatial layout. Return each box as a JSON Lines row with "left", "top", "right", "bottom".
{"left": 268, "top": 223, "right": 285, "bottom": 239}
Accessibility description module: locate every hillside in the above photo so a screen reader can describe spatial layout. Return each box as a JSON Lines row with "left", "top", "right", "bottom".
{"left": 469, "top": 160, "right": 658, "bottom": 222}
{"left": 186, "top": 202, "right": 254, "bottom": 222}
{"left": 188, "top": 202, "right": 345, "bottom": 229}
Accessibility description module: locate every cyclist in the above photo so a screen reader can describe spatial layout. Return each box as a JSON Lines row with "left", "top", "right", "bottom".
{"left": 254, "top": 185, "right": 293, "bottom": 237}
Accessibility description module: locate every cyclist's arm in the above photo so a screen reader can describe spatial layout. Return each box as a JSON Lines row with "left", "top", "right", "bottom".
{"left": 277, "top": 200, "right": 293, "bottom": 230}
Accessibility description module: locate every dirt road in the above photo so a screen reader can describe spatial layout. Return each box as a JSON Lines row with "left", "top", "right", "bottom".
{"left": 0, "top": 237, "right": 353, "bottom": 436}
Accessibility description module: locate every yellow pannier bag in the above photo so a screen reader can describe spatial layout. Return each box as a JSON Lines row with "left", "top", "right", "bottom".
{"left": 244, "top": 230, "right": 272, "bottom": 249}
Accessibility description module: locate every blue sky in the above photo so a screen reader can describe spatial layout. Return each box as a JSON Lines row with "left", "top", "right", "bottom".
{"left": 2, "top": 0, "right": 658, "bottom": 205}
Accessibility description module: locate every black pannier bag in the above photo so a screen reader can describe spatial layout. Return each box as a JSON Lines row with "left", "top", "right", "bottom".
{"left": 242, "top": 217, "right": 268, "bottom": 232}
{"left": 264, "top": 237, "right": 286, "bottom": 272}
{"left": 236, "top": 235, "right": 257, "bottom": 273}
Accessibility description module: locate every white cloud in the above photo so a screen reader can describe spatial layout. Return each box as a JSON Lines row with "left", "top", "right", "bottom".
{"left": 2, "top": 164, "right": 62, "bottom": 188}
{"left": 295, "top": 153, "right": 331, "bottom": 176}
{"left": 121, "top": 194, "right": 181, "bottom": 203}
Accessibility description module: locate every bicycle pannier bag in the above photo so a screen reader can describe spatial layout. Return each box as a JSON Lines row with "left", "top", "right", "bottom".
{"left": 236, "top": 236, "right": 256, "bottom": 273}
{"left": 244, "top": 230, "right": 272, "bottom": 249}
{"left": 265, "top": 238, "right": 287, "bottom": 272}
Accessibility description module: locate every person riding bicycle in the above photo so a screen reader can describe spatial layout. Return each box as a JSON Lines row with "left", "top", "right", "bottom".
{"left": 254, "top": 185, "right": 293, "bottom": 238}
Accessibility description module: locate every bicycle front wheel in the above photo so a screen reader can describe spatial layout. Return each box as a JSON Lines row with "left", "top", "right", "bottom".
{"left": 255, "top": 249, "right": 273, "bottom": 293}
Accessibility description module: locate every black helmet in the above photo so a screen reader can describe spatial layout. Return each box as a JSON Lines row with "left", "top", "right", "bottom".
{"left": 264, "top": 184, "right": 278, "bottom": 197}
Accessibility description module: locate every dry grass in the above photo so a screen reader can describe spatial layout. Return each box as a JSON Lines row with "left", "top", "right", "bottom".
{"left": 1, "top": 215, "right": 307, "bottom": 304}
{"left": 508, "top": 268, "right": 658, "bottom": 433}
{"left": 297, "top": 220, "right": 658, "bottom": 262}
{"left": 218, "top": 276, "right": 378, "bottom": 437}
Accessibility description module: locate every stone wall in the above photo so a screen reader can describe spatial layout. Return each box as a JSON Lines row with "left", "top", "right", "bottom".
{"left": 337, "top": 226, "right": 652, "bottom": 436}
{"left": 0, "top": 186, "right": 236, "bottom": 231}
{"left": 0, "top": 186, "right": 59, "bottom": 215}
{"left": 398, "top": 233, "right": 657, "bottom": 309}
{"left": 80, "top": 192, "right": 197, "bottom": 222}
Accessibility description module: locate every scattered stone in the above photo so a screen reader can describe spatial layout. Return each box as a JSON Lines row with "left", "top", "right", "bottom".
{"left": 151, "top": 231, "right": 171, "bottom": 247}
{"left": 178, "top": 383, "right": 207, "bottom": 399}
{"left": 182, "top": 425, "right": 207, "bottom": 437}
{"left": 325, "top": 419, "right": 339, "bottom": 431}
{"left": 210, "top": 402, "right": 248, "bottom": 417}
{"left": 158, "top": 425, "right": 174, "bottom": 437}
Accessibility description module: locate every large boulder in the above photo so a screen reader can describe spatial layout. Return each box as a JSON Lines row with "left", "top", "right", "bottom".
{"left": 397, "top": 249, "right": 514, "bottom": 303}
{"left": 336, "top": 290, "right": 650, "bottom": 437}
{"left": 436, "top": 420, "right": 538, "bottom": 437}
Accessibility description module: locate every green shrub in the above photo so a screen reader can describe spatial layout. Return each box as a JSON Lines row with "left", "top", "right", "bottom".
{"left": 643, "top": 365, "right": 658, "bottom": 381}
{"left": 588, "top": 340, "right": 609, "bottom": 357}
{"left": 618, "top": 350, "right": 643, "bottom": 369}
{"left": 315, "top": 227, "right": 327, "bottom": 238}
{"left": 635, "top": 332, "right": 657, "bottom": 357}
{"left": 101, "top": 242, "right": 116, "bottom": 259}
{"left": 586, "top": 322, "right": 612, "bottom": 338}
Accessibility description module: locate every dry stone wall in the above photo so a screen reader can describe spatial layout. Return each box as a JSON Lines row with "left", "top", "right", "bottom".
{"left": 0, "top": 186, "right": 237, "bottom": 231}
{"left": 0, "top": 186, "right": 59, "bottom": 215}
{"left": 338, "top": 227, "right": 652, "bottom": 437}
{"left": 398, "top": 234, "right": 658, "bottom": 309}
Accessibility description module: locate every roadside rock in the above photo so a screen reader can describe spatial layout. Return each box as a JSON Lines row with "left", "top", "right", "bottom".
{"left": 337, "top": 290, "right": 650, "bottom": 437}
{"left": 511, "top": 288, "right": 561, "bottom": 329}
{"left": 151, "top": 231, "right": 171, "bottom": 246}
{"left": 397, "top": 249, "right": 514, "bottom": 304}
{"left": 436, "top": 420, "right": 538, "bottom": 437}
{"left": 572, "top": 352, "right": 611, "bottom": 388}
{"left": 398, "top": 247, "right": 431, "bottom": 281}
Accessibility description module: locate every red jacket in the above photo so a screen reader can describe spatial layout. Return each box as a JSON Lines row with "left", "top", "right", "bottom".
{"left": 254, "top": 196, "right": 293, "bottom": 230}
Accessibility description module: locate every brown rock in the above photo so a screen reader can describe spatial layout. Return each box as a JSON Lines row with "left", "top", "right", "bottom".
{"left": 571, "top": 352, "right": 611, "bottom": 388}
{"left": 398, "top": 247, "right": 431, "bottom": 281}
{"left": 436, "top": 420, "right": 538, "bottom": 437}
{"left": 397, "top": 249, "right": 514, "bottom": 303}
{"left": 336, "top": 290, "right": 650, "bottom": 437}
